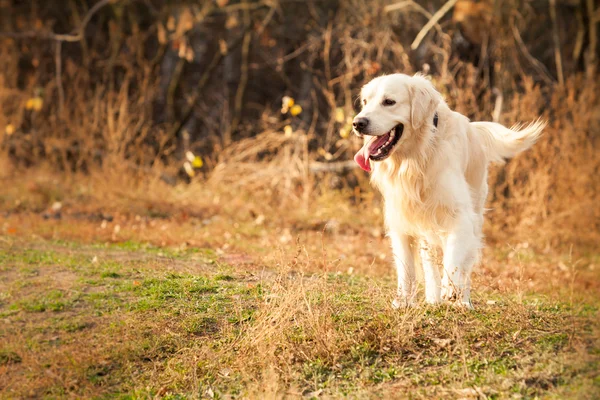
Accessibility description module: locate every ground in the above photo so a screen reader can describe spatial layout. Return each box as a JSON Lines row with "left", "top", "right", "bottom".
{"left": 0, "top": 182, "right": 599, "bottom": 399}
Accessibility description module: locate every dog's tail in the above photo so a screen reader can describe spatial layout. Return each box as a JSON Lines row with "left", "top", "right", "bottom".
{"left": 472, "top": 119, "right": 546, "bottom": 163}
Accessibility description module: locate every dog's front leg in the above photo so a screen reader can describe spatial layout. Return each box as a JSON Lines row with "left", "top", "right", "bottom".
{"left": 389, "top": 232, "right": 416, "bottom": 309}
{"left": 420, "top": 242, "right": 441, "bottom": 304}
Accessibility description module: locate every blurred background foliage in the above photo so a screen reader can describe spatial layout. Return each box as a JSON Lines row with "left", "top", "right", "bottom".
{"left": 0, "top": 0, "right": 598, "bottom": 245}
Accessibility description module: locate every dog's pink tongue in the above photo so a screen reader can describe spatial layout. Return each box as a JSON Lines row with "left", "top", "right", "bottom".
{"left": 354, "top": 145, "right": 372, "bottom": 172}
{"left": 354, "top": 135, "right": 387, "bottom": 172}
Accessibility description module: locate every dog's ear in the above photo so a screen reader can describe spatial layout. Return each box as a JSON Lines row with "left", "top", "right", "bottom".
{"left": 409, "top": 75, "right": 441, "bottom": 130}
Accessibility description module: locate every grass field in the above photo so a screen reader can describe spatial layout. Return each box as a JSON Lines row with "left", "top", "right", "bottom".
{"left": 1, "top": 0, "right": 599, "bottom": 397}
{"left": 1, "top": 190, "right": 599, "bottom": 399}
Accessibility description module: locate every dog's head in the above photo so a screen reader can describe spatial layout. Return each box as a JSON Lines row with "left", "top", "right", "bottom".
{"left": 353, "top": 74, "right": 441, "bottom": 172}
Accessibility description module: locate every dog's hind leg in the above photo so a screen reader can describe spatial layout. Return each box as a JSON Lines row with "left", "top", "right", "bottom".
{"left": 420, "top": 241, "right": 441, "bottom": 304}
{"left": 441, "top": 212, "right": 479, "bottom": 309}
{"left": 390, "top": 232, "right": 417, "bottom": 309}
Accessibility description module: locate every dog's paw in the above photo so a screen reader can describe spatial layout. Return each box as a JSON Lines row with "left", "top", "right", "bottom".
{"left": 425, "top": 297, "right": 443, "bottom": 306}
{"left": 391, "top": 297, "right": 415, "bottom": 310}
{"left": 451, "top": 299, "right": 474, "bottom": 310}
{"left": 441, "top": 287, "right": 458, "bottom": 302}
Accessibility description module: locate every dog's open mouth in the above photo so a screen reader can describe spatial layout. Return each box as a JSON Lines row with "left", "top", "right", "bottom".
{"left": 354, "top": 124, "right": 403, "bottom": 172}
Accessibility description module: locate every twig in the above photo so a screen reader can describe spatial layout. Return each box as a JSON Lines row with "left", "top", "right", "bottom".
{"left": 254, "top": 5, "right": 276, "bottom": 36}
{"left": 308, "top": 160, "right": 357, "bottom": 173}
{"left": 166, "top": 58, "right": 186, "bottom": 122}
{"left": 0, "top": 0, "right": 116, "bottom": 42}
{"left": 573, "top": 6, "right": 585, "bottom": 63}
{"left": 324, "top": 19, "right": 333, "bottom": 88}
{"left": 383, "top": 1, "right": 413, "bottom": 13}
{"left": 302, "top": 89, "right": 320, "bottom": 210}
{"left": 549, "top": 0, "right": 564, "bottom": 86}
{"left": 0, "top": 0, "right": 117, "bottom": 118}
{"left": 384, "top": 1, "right": 444, "bottom": 38}
{"left": 230, "top": 1, "right": 253, "bottom": 142}
{"left": 55, "top": 41, "right": 65, "bottom": 115}
{"left": 215, "top": 0, "right": 269, "bottom": 13}
{"left": 510, "top": 18, "right": 555, "bottom": 84}
{"left": 167, "top": 30, "right": 250, "bottom": 141}
{"left": 586, "top": 0, "right": 597, "bottom": 77}
{"left": 492, "top": 88, "right": 503, "bottom": 123}
{"left": 411, "top": 0, "right": 458, "bottom": 50}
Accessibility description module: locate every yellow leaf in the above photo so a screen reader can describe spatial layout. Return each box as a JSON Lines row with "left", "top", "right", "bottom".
{"left": 290, "top": 104, "right": 302, "bottom": 116}
{"left": 318, "top": 147, "right": 333, "bottom": 160}
{"left": 192, "top": 156, "right": 203, "bottom": 168}
{"left": 5, "top": 124, "right": 15, "bottom": 135}
{"left": 335, "top": 108, "right": 345, "bottom": 123}
{"left": 32, "top": 97, "right": 43, "bottom": 111}
{"left": 339, "top": 126, "right": 350, "bottom": 139}
{"left": 26, "top": 97, "right": 43, "bottom": 111}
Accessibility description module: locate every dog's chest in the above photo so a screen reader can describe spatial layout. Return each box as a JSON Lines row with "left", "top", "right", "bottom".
{"left": 381, "top": 178, "right": 454, "bottom": 235}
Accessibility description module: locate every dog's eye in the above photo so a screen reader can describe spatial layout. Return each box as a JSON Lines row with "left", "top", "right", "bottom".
{"left": 382, "top": 99, "right": 396, "bottom": 106}
{"left": 363, "top": 99, "right": 367, "bottom": 105}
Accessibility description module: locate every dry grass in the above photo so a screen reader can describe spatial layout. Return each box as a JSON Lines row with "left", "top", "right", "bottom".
{"left": 1, "top": 1, "right": 599, "bottom": 397}
{"left": 1, "top": 1, "right": 599, "bottom": 249}
{"left": 0, "top": 169, "right": 599, "bottom": 398}
{"left": 0, "top": 227, "right": 598, "bottom": 398}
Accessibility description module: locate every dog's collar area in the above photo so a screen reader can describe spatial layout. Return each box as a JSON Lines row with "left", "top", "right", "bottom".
{"left": 433, "top": 112, "right": 439, "bottom": 128}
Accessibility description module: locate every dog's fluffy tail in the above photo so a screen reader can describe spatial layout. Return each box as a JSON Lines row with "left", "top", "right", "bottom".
{"left": 472, "top": 119, "right": 546, "bottom": 163}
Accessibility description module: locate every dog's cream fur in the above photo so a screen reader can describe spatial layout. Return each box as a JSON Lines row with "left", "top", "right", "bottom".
{"left": 354, "top": 74, "right": 545, "bottom": 308}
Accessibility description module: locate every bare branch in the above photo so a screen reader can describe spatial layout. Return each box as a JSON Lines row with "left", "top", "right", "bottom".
{"left": 0, "top": 0, "right": 117, "bottom": 42}
{"left": 385, "top": 1, "right": 443, "bottom": 37}
{"left": 586, "top": 0, "right": 597, "bottom": 77}
{"left": 549, "top": 0, "right": 564, "bottom": 86}
{"left": 410, "top": 0, "right": 457, "bottom": 50}
{"left": 309, "top": 161, "right": 357, "bottom": 173}
{"left": 510, "top": 19, "right": 555, "bottom": 85}
{"left": 55, "top": 41, "right": 64, "bottom": 115}
{"left": 383, "top": 1, "right": 413, "bottom": 13}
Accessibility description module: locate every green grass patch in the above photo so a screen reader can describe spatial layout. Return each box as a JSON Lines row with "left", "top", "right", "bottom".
{"left": 0, "top": 242, "right": 598, "bottom": 399}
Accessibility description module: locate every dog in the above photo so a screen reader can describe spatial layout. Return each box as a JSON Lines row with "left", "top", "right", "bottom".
{"left": 352, "top": 73, "right": 545, "bottom": 309}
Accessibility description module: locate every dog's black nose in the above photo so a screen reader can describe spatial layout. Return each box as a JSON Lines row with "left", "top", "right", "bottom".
{"left": 353, "top": 117, "right": 369, "bottom": 132}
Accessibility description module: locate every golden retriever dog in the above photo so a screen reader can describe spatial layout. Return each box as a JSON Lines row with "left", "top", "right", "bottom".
{"left": 353, "top": 73, "right": 545, "bottom": 309}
